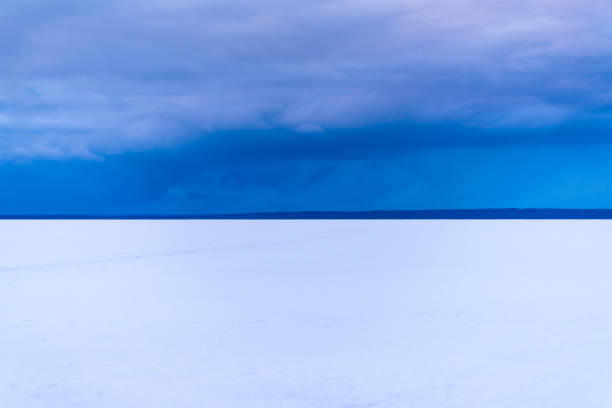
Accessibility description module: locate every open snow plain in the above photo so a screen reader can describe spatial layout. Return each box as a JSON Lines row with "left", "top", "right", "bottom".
{"left": 3, "top": 220, "right": 612, "bottom": 407}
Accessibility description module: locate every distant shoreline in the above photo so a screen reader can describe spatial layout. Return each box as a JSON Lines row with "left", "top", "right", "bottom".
{"left": 4, "top": 209, "right": 612, "bottom": 219}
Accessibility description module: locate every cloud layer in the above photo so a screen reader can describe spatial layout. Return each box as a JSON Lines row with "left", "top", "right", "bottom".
{"left": 3, "top": 0, "right": 612, "bottom": 159}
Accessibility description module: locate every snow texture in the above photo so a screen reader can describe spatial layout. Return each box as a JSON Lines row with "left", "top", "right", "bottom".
{"left": 2, "top": 220, "right": 612, "bottom": 407}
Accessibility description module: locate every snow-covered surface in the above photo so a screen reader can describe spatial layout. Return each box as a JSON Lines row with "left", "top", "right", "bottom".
{"left": 3, "top": 220, "right": 612, "bottom": 407}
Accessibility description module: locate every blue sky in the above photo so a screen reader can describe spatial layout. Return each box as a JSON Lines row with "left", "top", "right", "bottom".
{"left": 4, "top": 0, "right": 612, "bottom": 213}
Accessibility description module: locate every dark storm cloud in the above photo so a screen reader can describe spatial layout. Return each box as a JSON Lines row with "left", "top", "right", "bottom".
{"left": 6, "top": 140, "right": 612, "bottom": 214}
{"left": 6, "top": 1, "right": 612, "bottom": 213}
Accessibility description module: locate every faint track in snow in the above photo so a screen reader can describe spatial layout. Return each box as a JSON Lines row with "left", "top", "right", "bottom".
{"left": 0, "top": 233, "right": 348, "bottom": 275}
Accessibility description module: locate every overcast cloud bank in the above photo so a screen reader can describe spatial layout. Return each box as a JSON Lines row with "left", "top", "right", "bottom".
{"left": 3, "top": 0, "right": 612, "bottom": 159}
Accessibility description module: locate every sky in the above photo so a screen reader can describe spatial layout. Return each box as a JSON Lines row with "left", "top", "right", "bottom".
{"left": 4, "top": 0, "right": 612, "bottom": 213}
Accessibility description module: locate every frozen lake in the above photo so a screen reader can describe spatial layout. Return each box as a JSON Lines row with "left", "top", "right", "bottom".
{"left": 3, "top": 220, "right": 612, "bottom": 407}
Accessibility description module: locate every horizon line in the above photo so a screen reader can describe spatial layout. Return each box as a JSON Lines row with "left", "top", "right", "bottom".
{"left": 5, "top": 208, "right": 612, "bottom": 219}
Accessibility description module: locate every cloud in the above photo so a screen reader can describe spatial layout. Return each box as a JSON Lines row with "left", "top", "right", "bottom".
{"left": 2, "top": 0, "right": 612, "bottom": 159}
{"left": 6, "top": 140, "right": 612, "bottom": 214}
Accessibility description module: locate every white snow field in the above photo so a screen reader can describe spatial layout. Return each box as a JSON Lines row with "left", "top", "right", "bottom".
{"left": 3, "top": 220, "right": 612, "bottom": 407}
